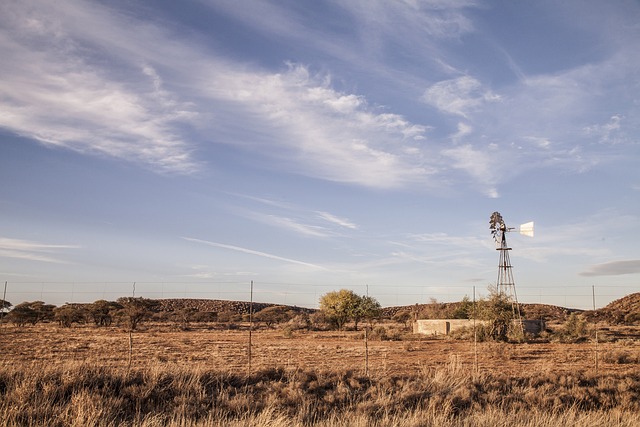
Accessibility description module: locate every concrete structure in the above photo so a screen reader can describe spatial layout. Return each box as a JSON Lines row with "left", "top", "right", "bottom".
{"left": 413, "top": 319, "right": 488, "bottom": 335}
{"left": 413, "top": 319, "right": 545, "bottom": 336}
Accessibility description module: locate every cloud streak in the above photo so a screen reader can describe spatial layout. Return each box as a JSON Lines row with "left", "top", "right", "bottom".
{"left": 0, "top": 237, "right": 79, "bottom": 264}
{"left": 182, "top": 237, "right": 324, "bottom": 270}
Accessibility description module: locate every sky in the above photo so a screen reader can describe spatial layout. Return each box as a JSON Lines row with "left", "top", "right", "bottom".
{"left": 1, "top": 0, "right": 639, "bottom": 310}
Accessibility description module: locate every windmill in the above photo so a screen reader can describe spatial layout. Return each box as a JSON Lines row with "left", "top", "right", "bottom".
{"left": 489, "top": 212, "right": 534, "bottom": 336}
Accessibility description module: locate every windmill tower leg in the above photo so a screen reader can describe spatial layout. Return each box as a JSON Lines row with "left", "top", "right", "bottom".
{"left": 497, "top": 233, "right": 524, "bottom": 339}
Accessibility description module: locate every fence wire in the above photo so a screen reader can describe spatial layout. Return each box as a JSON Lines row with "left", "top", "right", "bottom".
{"left": 0, "top": 280, "right": 633, "bottom": 311}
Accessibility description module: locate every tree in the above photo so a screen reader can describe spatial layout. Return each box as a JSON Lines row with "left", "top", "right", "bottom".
{"left": 562, "top": 312, "right": 589, "bottom": 341}
{"left": 172, "top": 307, "right": 197, "bottom": 330}
{"left": 319, "top": 290, "right": 381, "bottom": 331}
{"left": 253, "top": 306, "right": 295, "bottom": 328}
{"left": 88, "top": 300, "right": 121, "bottom": 327}
{"left": 477, "top": 287, "right": 520, "bottom": 341}
{"left": 451, "top": 295, "right": 472, "bottom": 319}
{"left": 353, "top": 295, "right": 381, "bottom": 330}
{"left": 116, "top": 297, "right": 158, "bottom": 331}
{"left": 393, "top": 310, "right": 413, "bottom": 330}
{"left": 6, "top": 304, "right": 39, "bottom": 326}
{"left": 54, "top": 304, "right": 87, "bottom": 327}
{"left": 6, "top": 301, "right": 55, "bottom": 326}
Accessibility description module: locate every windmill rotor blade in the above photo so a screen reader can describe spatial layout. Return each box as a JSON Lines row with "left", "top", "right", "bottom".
{"left": 519, "top": 221, "right": 534, "bottom": 237}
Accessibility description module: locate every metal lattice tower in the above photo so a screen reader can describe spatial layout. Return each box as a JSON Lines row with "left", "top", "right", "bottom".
{"left": 490, "top": 212, "right": 534, "bottom": 337}
{"left": 496, "top": 225, "right": 523, "bottom": 330}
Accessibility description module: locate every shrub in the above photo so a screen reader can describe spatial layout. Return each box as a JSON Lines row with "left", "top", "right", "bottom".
{"left": 561, "top": 313, "right": 590, "bottom": 342}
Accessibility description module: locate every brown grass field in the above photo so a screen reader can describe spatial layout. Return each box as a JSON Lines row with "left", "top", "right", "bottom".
{"left": 1, "top": 321, "right": 639, "bottom": 426}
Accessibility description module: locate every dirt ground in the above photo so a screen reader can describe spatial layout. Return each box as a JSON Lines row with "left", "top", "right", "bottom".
{"left": 2, "top": 323, "right": 639, "bottom": 377}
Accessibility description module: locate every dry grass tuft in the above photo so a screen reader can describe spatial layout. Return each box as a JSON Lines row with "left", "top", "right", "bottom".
{"left": 0, "top": 361, "right": 639, "bottom": 426}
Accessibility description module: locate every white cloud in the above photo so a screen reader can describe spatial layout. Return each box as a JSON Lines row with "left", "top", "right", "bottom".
{"left": 231, "top": 196, "right": 358, "bottom": 237}
{"left": 583, "top": 115, "right": 625, "bottom": 145}
{"left": 442, "top": 144, "right": 499, "bottom": 197}
{"left": 0, "top": 237, "right": 79, "bottom": 263}
{"left": 182, "top": 237, "right": 325, "bottom": 270}
{"left": 260, "top": 215, "right": 330, "bottom": 238}
{"left": 317, "top": 212, "right": 358, "bottom": 230}
{"left": 0, "top": 1, "right": 200, "bottom": 174}
{"left": 207, "top": 63, "right": 434, "bottom": 188}
{"left": 422, "top": 76, "right": 501, "bottom": 117}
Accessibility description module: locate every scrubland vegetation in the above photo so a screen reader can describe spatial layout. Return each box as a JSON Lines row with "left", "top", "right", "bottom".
{"left": 1, "top": 359, "right": 639, "bottom": 426}
{"left": 0, "top": 292, "right": 638, "bottom": 425}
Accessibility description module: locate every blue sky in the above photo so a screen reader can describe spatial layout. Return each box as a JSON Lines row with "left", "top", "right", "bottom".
{"left": 1, "top": 0, "right": 638, "bottom": 309}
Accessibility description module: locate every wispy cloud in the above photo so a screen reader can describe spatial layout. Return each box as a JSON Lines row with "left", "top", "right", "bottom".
{"left": 316, "top": 212, "right": 358, "bottom": 230}
{"left": 230, "top": 193, "right": 358, "bottom": 238}
{"left": 2, "top": 0, "right": 638, "bottom": 197}
{"left": 254, "top": 215, "right": 330, "bottom": 238}
{"left": 0, "top": 2, "right": 200, "bottom": 174}
{"left": 182, "top": 237, "right": 324, "bottom": 270}
{"left": 422, "top": 76, "right": 501, "bottom": 118}
{"left": 0, "top": 237, "right": 79, "bottom": 263}
{"left": 442, "top": 144, "right": 500, "bottom": 198}
{"left": 579, "top": 260, "right": 640, "bottom": 277}
{"left": 207, "top": 63, "right": 433, "bottom": 188}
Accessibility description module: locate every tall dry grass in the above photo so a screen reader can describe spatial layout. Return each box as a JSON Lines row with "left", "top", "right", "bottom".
{"left": 0, "top": 358, "right": 638, "bottom": 427}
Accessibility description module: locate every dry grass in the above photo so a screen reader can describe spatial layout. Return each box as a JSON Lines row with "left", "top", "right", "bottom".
{"left": 0, "top": 361, "right": 639, "bottom": 426}
{"left": 1, "top": 323, "right": 639, "bottom": 426}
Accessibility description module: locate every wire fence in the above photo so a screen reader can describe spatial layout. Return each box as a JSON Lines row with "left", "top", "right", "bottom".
{"left": 0, "top": 280, "right": 633, "bottom": 311}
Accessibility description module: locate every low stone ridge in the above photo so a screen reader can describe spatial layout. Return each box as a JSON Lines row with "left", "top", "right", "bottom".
{"left": 154, "top": 298, "right": 315, "bottom": 315}
{"left": 382, "top": 301, "right": 582, "bottom": 323}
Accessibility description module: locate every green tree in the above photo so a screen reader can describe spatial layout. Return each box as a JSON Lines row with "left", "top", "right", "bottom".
{"left": 319, "top": 290, "right": 381, "bottom": 331}
{"left": 477, "top": 287, "right": 519, "bottom": 342}
{"left": 451, "top": 295, "right": 472, "bottom": 319}
{"left": 562, "top": 312, "right": 589, "bottom": 341}
{"left": 353, "top": 295, "right": 382, "bottom": 330}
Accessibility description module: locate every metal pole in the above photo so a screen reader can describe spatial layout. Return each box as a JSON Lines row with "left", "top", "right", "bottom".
{"left": 128, "top": 282, "right": 136, "bottom": 373}
{"left": 364, "top": 326, "right": 369, "bottom": 376}
{"left": 248, "top": 280, "right": 253, "bottom": 373}
{"left": 473, "top": 286, "right": 478, "bottom": 376}
{"left": 592, "top": 285, "right": 598, "bottom": 374}
{"left": 1, "top": 281, "right": 6, "bottom": 328}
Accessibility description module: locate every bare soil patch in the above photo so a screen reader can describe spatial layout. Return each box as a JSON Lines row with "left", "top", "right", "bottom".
{"left": 2, "top": 324, "right": 638, "bottom": 377}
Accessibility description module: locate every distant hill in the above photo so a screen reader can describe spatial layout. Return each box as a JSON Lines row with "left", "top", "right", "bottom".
{"left": 382, "top": 295, "right": 640, "bottom": 324}
{"left": 382, "top": 302, "right": 581, "bottom": 323}
{"left": 154, "top": 298, "right": 314, "bottom": 315}
{"left": 584, "top": 292, "right": 640, "bottom": 324}
{"left": 83, "top": 293, "right": 639, "bottom": 325}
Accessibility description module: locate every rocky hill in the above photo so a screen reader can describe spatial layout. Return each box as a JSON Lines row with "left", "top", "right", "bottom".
{"left": 584, "top": 292, "right": 640, "bottom": 324}
{"left": 381, "top": 297, "right": 640, "bottom": 324}
{"left": 153, "top": 298, "right": 314, "bottom": 315}
{"left": 80, "top": 293, "right": 637, "bottom": 325}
